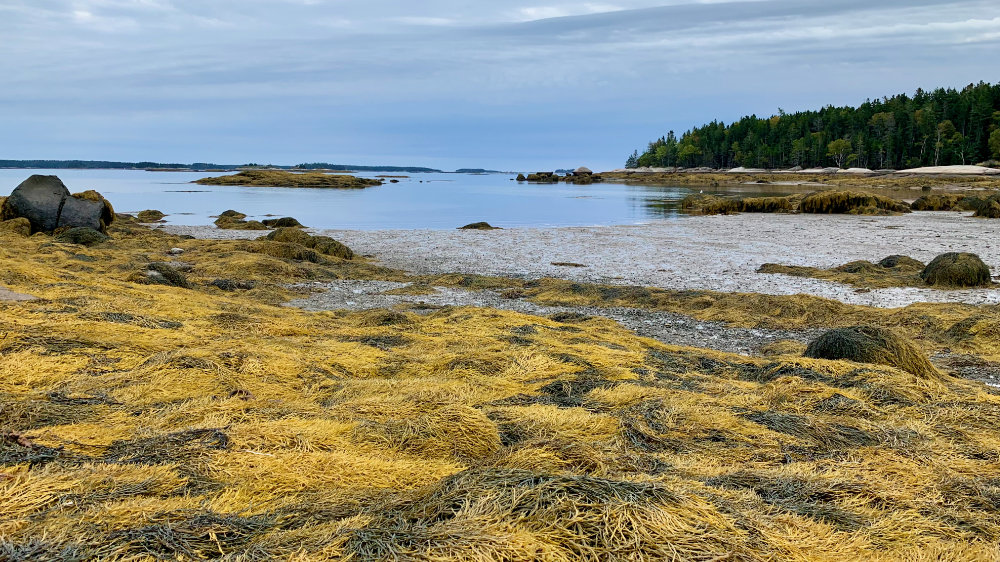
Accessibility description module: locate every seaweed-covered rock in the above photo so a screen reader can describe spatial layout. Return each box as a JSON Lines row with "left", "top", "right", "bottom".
{"left": 253, "top": 242, "right": 321, "bottom": 263}
{"left": 974, "top": 197, "right": 1000, "bottom": 218}
{"left": 878, "top": 255, "right": 925, "bottom": 270}
{"left": 137, "top": 210, "right": 166, "bottom": 222}
{"left": 910, "top": 194, "right": 968, "bottom": 211}
{"left": 264, "top": 227, "right": 312, "bottom": 246}
{"left": 214, "top": 210, "right": 268, "bottom": 230}
{"left": 262, "top": 217, "right": 303, "bottom": 228}
{"left": 54, "top": 227, "right": 109, "bottom": 247}
{"left": 920, "top": 253, "right": 992, "bottom": 287}
{"left": 0, "top": 217, "right": 31, "bottom": 237}
{"left": 1, "top": 175, "right": 115, "bottom": 233}
{"left": 804, "top": 326, "right": 940, "bottom": 378}
{"left": 459, "top": 222, "right": 499, "bottom": 230}
{"left": 834, "top": 260, "right": 879, "bottom": 274}
{"left": 799, "top": 191, "right": 910, "bottom": 214}
{"left": 210, "top": 279, "right": 258, "bottom": 291}
{"left": 309, "top": 236, "right": 354, "bottom": 260}
{"left": 132, "top": 262, "right": 192, "bottom": 289}
{"left": 516, "top": 173, "right": 526, "bottom": 181}
{"left": 681, "top": 194, "right": 739, "bottom": 215}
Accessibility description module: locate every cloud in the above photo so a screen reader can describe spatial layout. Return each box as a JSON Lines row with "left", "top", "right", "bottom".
{"left": 0, "top": 0, "right": 997, "bottom": 169}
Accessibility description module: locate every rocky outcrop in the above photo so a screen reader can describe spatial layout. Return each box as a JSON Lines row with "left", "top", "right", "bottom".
{"left": 0, "top": 176, "right": 115, "bottom": 234}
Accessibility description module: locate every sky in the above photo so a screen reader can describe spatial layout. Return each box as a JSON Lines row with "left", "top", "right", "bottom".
{"left": 1, "top": 0, "right": 998, "bottom": 171}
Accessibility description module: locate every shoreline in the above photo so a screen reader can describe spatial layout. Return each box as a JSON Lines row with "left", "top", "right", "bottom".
{"left": 160, "top": 211, "right": 1000, "bottom": 309}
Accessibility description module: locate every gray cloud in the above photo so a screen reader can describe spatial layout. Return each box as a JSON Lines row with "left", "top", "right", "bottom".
{"left": 1, "top": 0, "right": 997, "bottom": 170}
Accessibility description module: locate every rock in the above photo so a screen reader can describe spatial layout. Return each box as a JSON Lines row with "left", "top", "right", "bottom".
{"left": 54, "top": 227, "right": 109, "bottom": 246}
{"left": 137, "top": 210, "right": 166, "bottom": 222}
{"left": 573, "top": 167, "right": 593, "bottom": 176}
{"left": 0, "top": 218, "right": 31, "bottom": 237}
{"left": 264, "top": 227, "right": 312, "bottom": 245}
{"left": 0, "top": 175, "right": 115, "bottom": 234}
{"left": 219, "top": 210, "right": 246, "bottom": 219}
{"left": 210, "top": 279, "right": 257, "bottom": 291}
{"left": 261, "top": 217, "right": 303, "bottom": 228}
{"left": 804, "top": 326, "right": 940, "bottom": 378}
{"left": 920, "top": 252, "right": 992, "bottom": 287}
{"left": 168, "top": 248, "right": 185, "bottom": 255}
{"left": 309, "top": 236, "right": 354, "bottom": 260}
{"left": 516, "top": 174, "right": 526, "bottom": 181}
{"left": 132, "top": 262, "right": 191, "bottom": 288}
{"left": 459, "top": 222, "right": 500, "bottom": 230}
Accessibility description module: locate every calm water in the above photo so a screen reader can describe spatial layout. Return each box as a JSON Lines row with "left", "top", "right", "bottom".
{"left": 0, "top": 169, "right": 805, "bottom": 230}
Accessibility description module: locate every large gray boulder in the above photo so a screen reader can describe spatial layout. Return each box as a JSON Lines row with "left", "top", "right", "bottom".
{"left": 0, "top": 175, "right": 114, "bottom": 234}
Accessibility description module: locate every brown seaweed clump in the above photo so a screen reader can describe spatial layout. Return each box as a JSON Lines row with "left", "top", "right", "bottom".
{"left": 920, "top": 253, "right": 993, "bottom": 287}
{"left": 804, "top": 326, "right": 941, "bottom": 379}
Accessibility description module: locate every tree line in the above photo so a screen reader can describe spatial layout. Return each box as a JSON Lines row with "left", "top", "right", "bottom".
{"left": 627, "top": 82, "right": 1000, "bottom": 170}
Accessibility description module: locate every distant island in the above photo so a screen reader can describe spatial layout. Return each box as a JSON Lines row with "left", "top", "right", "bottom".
{"left": 0, "top": 160, "right": 445, "bottom": 173}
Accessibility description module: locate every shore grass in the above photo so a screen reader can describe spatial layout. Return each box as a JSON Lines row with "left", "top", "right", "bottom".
{"left": 3, "top": 222, "right": 1000, "bottom": 559}
{"left": 195, "top": 170, "right": 383, "bottom": 189}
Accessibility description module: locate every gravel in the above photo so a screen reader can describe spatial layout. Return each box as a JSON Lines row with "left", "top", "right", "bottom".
{"left": 287, "top": 280, "right": 816, "bottom": 356}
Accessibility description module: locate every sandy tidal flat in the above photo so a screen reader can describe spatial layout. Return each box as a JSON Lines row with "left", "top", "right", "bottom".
{"left": 163, "top": 211, "right": 1000, "bottom": 308}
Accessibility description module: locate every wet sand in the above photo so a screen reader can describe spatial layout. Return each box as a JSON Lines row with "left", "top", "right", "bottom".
{"left": 163, "top": 211, "right": 1000, "bottom": 308}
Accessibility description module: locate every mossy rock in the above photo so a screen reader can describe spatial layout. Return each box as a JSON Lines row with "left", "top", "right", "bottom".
{"left": 878, "top": 255, "right": 924, "bottom": 271}
{"left": 264, "top": 227, "right": 312, "bottom": 246}
{"left": 262, "top": 217, "right": 303, "bottom": 228}
{"left": 910, "top": 194, "right": 968, "bottom": 211}
{"left": 459, "top": 222, "right": 499, "bottom": 230}
{"left": 920, "top": 253, "right": 992, "bottom": 287}
{"left": 804, "top": 326, "right": 940, "bottom": 379}
{"left": 137, "top": 210, "right": 166, "bottom": 222}
{"left": 0, "top": 217, "right": 31, "bottom": 237}
{"left": 219, "top": 210, "right": 247, "bottom": 219}
{"left": 516, "top": 174, "right": 526, "bottom": 181}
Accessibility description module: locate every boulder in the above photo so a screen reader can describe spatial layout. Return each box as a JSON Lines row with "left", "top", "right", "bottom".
{"left": 0, "top": 176, "right": 114, "bottom": 234}
{"left": 573, "top": 167, "right": 593, "bottom": 176}
{"left": 459, "top": 222, "right": 499, "bottom": 230}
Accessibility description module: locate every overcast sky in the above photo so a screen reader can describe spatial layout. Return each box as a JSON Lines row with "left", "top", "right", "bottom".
{"left": 1, "top": 0, "right": 998, "bottom": 171}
